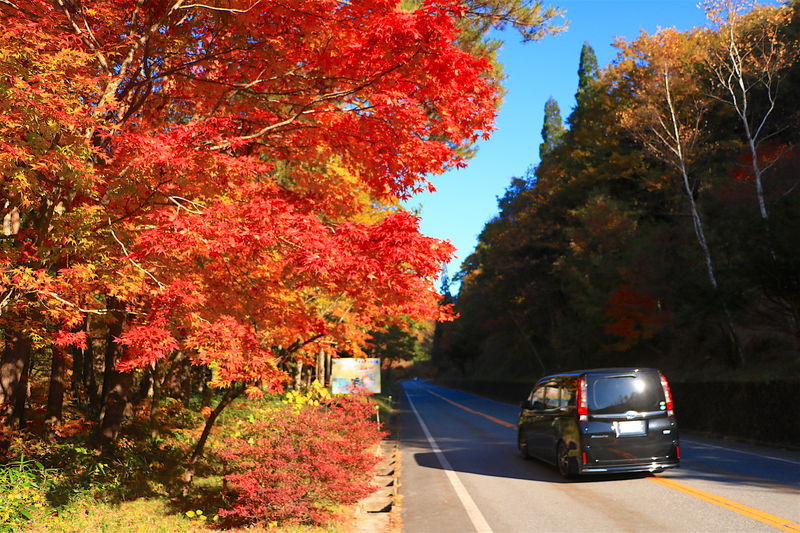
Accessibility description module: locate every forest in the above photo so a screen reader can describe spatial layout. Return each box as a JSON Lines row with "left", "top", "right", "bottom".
{"left": 436, "top": 0, "right": 800, "bottom": 383}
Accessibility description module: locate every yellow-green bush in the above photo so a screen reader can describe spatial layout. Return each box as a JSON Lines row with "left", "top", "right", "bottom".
{"left": 0, "top": 456, "right": 54, "bottom": 532}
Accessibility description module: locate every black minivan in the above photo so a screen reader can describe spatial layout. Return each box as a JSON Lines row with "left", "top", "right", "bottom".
{"left": 517, "top": 368, "right": 679, "bottom": 478}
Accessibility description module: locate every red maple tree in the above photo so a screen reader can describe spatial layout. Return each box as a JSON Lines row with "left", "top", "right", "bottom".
{"left": 0, "top": 0, "right": 498, "bottom": 468}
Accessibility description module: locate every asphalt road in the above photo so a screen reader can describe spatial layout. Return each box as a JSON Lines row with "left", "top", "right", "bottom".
{"left": 398, "top": 380, "right": 800, "bottom": 533}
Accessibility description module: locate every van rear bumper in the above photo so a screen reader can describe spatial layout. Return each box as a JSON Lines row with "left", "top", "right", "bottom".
{"left": 579, "top": 459, "right": 679, "bottom": 475}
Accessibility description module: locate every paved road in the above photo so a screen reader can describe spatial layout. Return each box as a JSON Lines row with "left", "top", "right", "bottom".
{"left": 398, "top": 380, "right": 800, "bottom": 533}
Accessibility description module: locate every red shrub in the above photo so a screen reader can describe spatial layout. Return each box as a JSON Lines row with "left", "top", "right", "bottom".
{"left": 218, "top": 395, "right": 385, "bottom": 526}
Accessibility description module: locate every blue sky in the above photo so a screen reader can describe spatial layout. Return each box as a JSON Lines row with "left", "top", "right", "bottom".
{"left": 406, "top": 1, "right": 714, "bottom": 287}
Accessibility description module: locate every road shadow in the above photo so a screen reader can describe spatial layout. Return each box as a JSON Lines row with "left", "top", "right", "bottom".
{"left": 400, "top": 397, "right": 800, "bottom": 494}
{"left": 411, "top": 446, "right": 655, "bottom": 485}
{"left": 401, "top": 400, "right": 653, "bottom": 485}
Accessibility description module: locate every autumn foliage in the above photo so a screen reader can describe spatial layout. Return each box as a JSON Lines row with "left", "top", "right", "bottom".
{"left": 219, "top": 395, "right": 384, "bottom": 526}
{"left": 0, "top": 0, "right": 512, "bottom": 452}
{"left": 1, "top": 0, "right": 500, "bottom": 371}
{"left": 439, "top": 1, "right": 800, "bottom": 376}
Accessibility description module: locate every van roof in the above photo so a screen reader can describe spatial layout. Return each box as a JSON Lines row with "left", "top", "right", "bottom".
{"left": 536, "top": 368, "right": 660, "bottom": 381}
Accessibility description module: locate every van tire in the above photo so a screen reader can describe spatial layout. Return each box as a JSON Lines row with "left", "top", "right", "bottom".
{"left": 557, "top": 441, "right": 577, "bottom": 479}
{"left": 518, "top": 430, "right": 530, "bottom": 459}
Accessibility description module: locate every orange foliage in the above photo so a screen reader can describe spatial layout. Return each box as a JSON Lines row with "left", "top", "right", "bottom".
{"left": 0, "top": 0, "right": 496, "bottom": 389}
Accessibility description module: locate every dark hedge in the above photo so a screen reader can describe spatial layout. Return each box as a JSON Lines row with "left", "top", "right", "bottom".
{"left": 669, "top": 381, "right": 798, "bottom": 446}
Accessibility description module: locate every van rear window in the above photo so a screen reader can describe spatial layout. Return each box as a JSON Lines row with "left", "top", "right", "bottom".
{"left": 587, "top": 374, "right": 665, "bottom": 414}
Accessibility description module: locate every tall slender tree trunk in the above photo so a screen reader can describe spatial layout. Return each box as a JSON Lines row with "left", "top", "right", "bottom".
{"left": 14, "top": 358, "right": 31, "bottom": 429}
{"left": 325, "top": 351, "right": 332, "bottom": 386}
{"left": 98, "top": 297, "right": 132, "bottom": 448}
{"left": 679, "top": 163, "right": 744, "bottom": 366}
{"left": 0, "top": 332, "right": 31, "bottom": 427}
{"left": 662, "top": 70, "right": 745, "bottom": 367}
{"left": 706, "top": 12, "right": 800, "bottom": 341}
{"left": 148, "top": 362, "right": 162, "bottom": 440}
{"left": 45, "top": 347, "right": 67, "bottom": 441}
{"left": 679, "top": 161, "right": 744, "bottom": 367}
{"left": 72, "top": 335, "right": 84, "bottom": 404}
{"left": 85, "top": 324, "right": 100, "bottom": 417}
{"left": 182, "top": 362, "right": 193, "bottom": 408}
{"left": 181, "top": 384, "right": 245, "bottom": 497}
{"left": 200, "top": 367, "right": 213, "bottom": 408}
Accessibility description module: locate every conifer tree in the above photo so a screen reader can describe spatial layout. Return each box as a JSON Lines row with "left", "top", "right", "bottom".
{"left": 577, "top": 41, "right": 600, "bottom": 98}
{"left": 539, "top": 97, "right": 566, "bottom": 159}
{"left": 569, "top": 42, "right": 600, "bottom": 126}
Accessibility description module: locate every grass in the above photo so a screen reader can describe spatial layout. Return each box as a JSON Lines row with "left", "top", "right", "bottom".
{"left": 24, "top": 498, "right": 205, "bottom": 533}
{"left": 23, "top": 497, "right": 349, "bottom": 533}
{"left": 0, "top": 386, "right": 382, "bottom": 533}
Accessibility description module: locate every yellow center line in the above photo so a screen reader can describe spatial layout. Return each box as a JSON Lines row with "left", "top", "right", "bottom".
{"left": 423, "top": 386, "right": 800, "bottom": 532}
{"left": 426, "top": 388, "right": 516, "bottom": 428}
{"left": 648, "top": 477, "right": 800, "bottom": 532}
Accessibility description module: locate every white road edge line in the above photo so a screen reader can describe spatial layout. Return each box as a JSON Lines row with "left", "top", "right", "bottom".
{"left": 405, "top": 385, "right": 494, "bottom": 533}
{"left": 683, "top": 439, "right": 800, "bottom": 466}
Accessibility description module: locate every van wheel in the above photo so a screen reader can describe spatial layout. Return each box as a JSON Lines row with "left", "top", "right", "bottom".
{"left": 518, "top": 430, "right": 530, "bottom": 459}
{"left": 557, "top": 441, "right": 577, "bottom": 479}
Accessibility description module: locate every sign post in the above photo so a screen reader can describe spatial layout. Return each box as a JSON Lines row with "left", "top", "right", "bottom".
{"left": 330, "top": 358, "right": 381, "bottom": 394}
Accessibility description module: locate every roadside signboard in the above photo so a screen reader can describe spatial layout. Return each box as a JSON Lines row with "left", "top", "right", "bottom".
{"left": 331, "top": 358, "right": 381, "bottom": 394}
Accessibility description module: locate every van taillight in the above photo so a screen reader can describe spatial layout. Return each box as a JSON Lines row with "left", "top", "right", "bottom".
{"left": 577, "top": 376, "right": 588, "bottom": 422}
{"left": 676, "top": 445, "right": 681, "bottom": 459}
{"left": 660, "top": 372, "right": 674, "bottom": 417}
{"left": 582, "top": 452, "right": 587, "bottom": 465}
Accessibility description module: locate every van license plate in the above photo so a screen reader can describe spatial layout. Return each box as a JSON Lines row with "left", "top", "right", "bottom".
{"left": 616, "top": 420, "right": 646, "bottom": 437}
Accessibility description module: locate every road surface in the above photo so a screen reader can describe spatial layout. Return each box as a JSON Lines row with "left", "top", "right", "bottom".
{"left": 398, "top": 380, "right": 800, "bottom": 533}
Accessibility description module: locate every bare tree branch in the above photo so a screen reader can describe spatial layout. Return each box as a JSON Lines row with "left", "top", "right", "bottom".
{"left": 108, "top": 218, "right": 166, "bottom": 288}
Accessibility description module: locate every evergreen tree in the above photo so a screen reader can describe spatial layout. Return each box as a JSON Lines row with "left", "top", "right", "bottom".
{"left": 439, "top": 268, "right": 453, "bottom": 302}
{"left": 569, "top": 42, "right": 600, "bottom": 127}
{"left": 539, "top": 97, "right": 566, "bottom": 159}
{"left": 576, "top": 41, "right": 599, "bottom": 99}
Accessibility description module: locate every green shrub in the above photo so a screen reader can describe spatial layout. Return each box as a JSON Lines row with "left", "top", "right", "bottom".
{"left": 0, "top": 455, "right": 54, "bottom": 532}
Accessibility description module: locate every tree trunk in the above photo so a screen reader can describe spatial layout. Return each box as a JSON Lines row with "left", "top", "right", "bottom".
{"left": 80, "top": 316, "right": 100, "bottom": 416}
{"left": 135, "top": 365, "right": 152, "bottom": 403}
{"left": 13, "top": 350, "right": 31, "bottom": 429}
{"left": 164, "top": 351, "right": 190, "bottom": 402}
{"left": 182, "top": 363, "right": 193, "bottom": 408}
{"left": 71, "top": 335, "right": 84, "bottom": 403}
{"left": 294, "top": 361, "right": 303, "bottom": 390}
{"left": 678, "top": 164, "right": 745, "bottom": 367}
{"left": 98, "top": 298, "right": 132, "bottom": 448}
{"left": 181, "top": 384, "right": 245, "bottom": 496}
{"left": 659, "top": 66, "right": 744, "bottom": 368}
{"left": 201, "top": 367, "right": 213, "bottom": 408}
{"left": 0, "top": 332, "right": 31, "bottom": 427}
{"left": 316, "top": 350, "right": 324, "bottom": 386}
{"left": 45, "top": 346, "right": 67, "bottom": 441}
{"left": 149, "top": 362, "right": 162, "bottom": 440}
